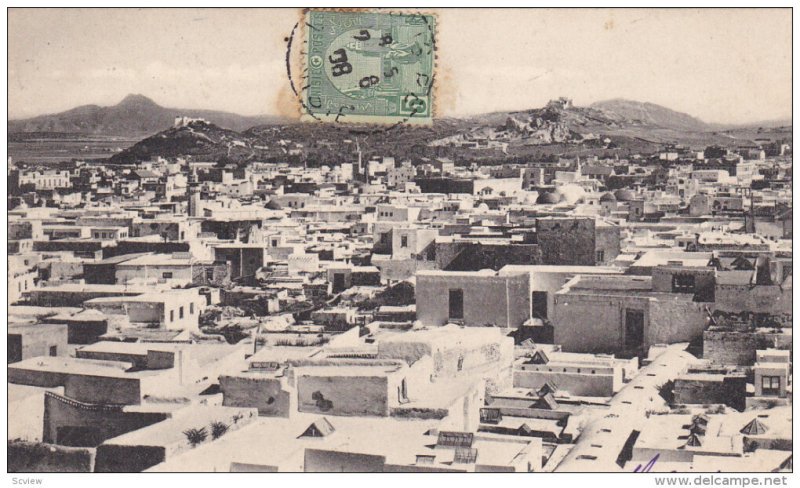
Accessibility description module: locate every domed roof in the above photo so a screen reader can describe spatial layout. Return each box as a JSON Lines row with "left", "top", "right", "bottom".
{"left": 614, "top": 189, "right": 637, "bottom": 202}
{"left": 600, "top": 192, "right": 617, "bottom": 203}
{"left": 536, "top": 192, "right": 560, "bottom": 204}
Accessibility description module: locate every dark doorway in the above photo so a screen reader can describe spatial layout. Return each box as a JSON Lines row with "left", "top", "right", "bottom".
{"left": 625, "top": 309, "right": 645, "bottom": 349}
{"left": 8, "top": 335, "right": 22, "bottom": 363}
{"left": 332, "top": 273, "right": 346, "bottom": 293}
{"left": 49, "top": 345, "right": 58, "bottom": 357}
{"left": 532, "top": 291, "right": 548, "bottom": 319}
{"left": 449, "top": 289, "right": 464, "bottom": 320}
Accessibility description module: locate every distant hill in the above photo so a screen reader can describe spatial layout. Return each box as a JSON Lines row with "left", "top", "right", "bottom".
{"left": 435, "top": 98, "right": 742, "bottom": 150}
{"left": 589, "top": 99, "right": 711, "bottom": 132}
{"left": 8, "top": 94, "right": 287, "bottom": 136}
{"left": 108, "top": 120, "right": 256, "bottom": 164}
{"left": 106, "top": 97, "right": 792, "bottom": 165}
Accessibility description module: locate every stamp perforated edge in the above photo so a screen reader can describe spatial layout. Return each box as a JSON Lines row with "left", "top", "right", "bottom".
{"left": 294, "top": 7, "right": 439, "bottom": 127}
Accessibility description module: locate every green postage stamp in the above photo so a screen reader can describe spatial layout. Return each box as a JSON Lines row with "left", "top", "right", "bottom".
{"left": 303, "top": 9, "right": 436, "bottom": 125}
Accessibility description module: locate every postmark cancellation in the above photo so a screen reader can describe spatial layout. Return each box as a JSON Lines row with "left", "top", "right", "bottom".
{"left": 301, "top": 9, "right": 436, "bottom": 125}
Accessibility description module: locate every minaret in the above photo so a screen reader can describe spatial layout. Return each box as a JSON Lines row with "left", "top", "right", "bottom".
{"left": 356, "top": 139, "right": 363, "bottom": 181}
{"left": 187, "top": 166, "right": 201, "bottom": 217}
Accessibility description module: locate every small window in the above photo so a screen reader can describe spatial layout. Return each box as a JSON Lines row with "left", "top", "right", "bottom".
{"left": 170, "top": 310, "right": 175, "bottom": 322}
{"left": 206, "top": 268, "right": 214, "bottom": 281}
{"left": 162, "top": 272, "right": 173, "bottom": 279}
{"left": 190, "top": 303, "right": 195, "bottom": 315}
{"left": 179, "top": 306, "right": 184, "bottom": 319}
{"left": 49, "top": 346, "right": 58, "bottom": 357}
{"left": 400, "top": 235, "right": 409, "bottom": 248}
{"left": 672, "top": 273, "right": 695, "bottom": 293}
{"left": 762, "top": 376, "right": 781, "bottom": 395}
{"left": 596, "top": 250, "right": 605, "bottom": 263}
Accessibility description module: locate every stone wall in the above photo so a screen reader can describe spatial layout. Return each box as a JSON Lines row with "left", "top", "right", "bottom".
{"left": 416, "top": 272, "right": 531, "bottom": 328}
{"left": 715, "top": 284, "right": 792, "bottom": 319}
{"left": 513, "top": 368, "right": 615, "bottom": 397}
{"left": 296, "top": 374, "right": 389, "bottom": 417}
{"left": 8, "top": 324, "right": 68, "bottom": 364}
{"left": 673, "top": 376, "right": 747, "bottom": 411}
{"left": 43, "top": 392, "right": 166, "bottom": 447}
{"left": 647, "top": 296, "right": 708, "bottom": 347}
{"left": 703, "top": 329, "right": 792, "bottom": 366}
{"left": 8, "top": 441, "right": 95, "bottom": 472}
{"left": 94, "top": 445, "right": 166, "bottom": 473}
{"left": 63, "top": 375, "right": 142, "bottom": 405}
{"left": 553, "top": 293, "right": 708, "bottom": 355}
{"left": 219, "top": 375, "right": 292, "bottom": 417}
{"left": 595, "top": 224, "right": 621, "bottom": 264}
{"left": 537, "top": 218, "right": 596, "bottom": 266}
{"left": 440, "top": 242, "right": 543, "bottom": 272}
{"left": 553, "top": 293, "right": 645, "bottom": 353}
{"left": 304, "top": 448, "right": 386, "bottom": 472}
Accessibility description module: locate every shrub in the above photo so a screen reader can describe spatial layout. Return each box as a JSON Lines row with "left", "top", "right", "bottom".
{"left": 210, "top": 421, "right": 229, "bottom": 440}
{"left": 183, "top": 427, "right": 208, "bottom": 447}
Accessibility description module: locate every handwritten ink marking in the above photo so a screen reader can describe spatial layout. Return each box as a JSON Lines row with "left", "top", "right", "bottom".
{"left": 633, "top": 454, "right": 659, "bottom": 473}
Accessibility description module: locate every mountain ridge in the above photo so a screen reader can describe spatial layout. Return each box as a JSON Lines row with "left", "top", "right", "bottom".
{"left": 106, "top": 96, "right": 792, "bottom": 166}
{"left": 8, "top": 94, "right": 288, "bottom": 136}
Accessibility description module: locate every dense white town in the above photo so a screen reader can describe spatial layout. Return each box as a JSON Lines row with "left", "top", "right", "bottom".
{"left": 7, "top": 109, "right": 793, "bottom": 473}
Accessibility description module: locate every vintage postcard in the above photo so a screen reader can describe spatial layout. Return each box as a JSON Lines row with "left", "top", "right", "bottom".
{"left": 4, "top": 5, "right": 794, "bottom": 481}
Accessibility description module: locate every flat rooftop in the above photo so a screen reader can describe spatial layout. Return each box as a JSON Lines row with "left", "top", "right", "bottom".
{"left": 147, "top": 414, "right": 440, "bottom": 472}
{"left": 499, "top": 264, "right": 623, "bottom": 275}
{"left": 377, "top": 324, "right": 507, "bottom": 346}
{"left": 9, "top": 356, "right": 134, "bottom": 378}
{"left": 292, "top": 363, "right": 403, "bottom": 377}
{"left": 116, "top": 254, "right": 194, "bottom": 266}
{"left": 634, "top": 414, "right": 741, "bottom": 455}
{"left": 102, "top": 406, "right": 258, "bottom": 448}
{"left": 9, "top": 305, "right": 82, "bottom": 318}
{"left": 629, "top": 250, "right": 713, "bottom": 269}
{"left": 86, "top": 288, "right": 200, "bottom": 304}
{"left": 561, "top": 275, "right": 654, "bottom": 293}
{"left": 30, "top": 283, "right": 162, "bottom": 294}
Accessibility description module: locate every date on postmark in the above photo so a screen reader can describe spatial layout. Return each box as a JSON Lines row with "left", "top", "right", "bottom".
{"left": 302, "top": 9, "right": 436, "bottom": 125}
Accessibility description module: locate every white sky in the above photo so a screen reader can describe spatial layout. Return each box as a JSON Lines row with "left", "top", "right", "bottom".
{"left": 8, "top": 8, "right": 792, "bottom": 124}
